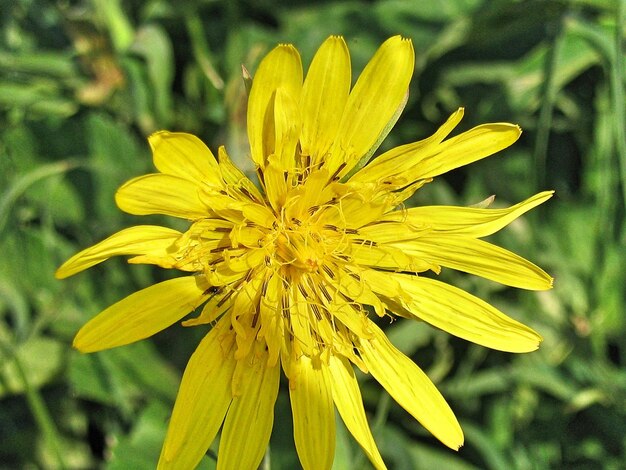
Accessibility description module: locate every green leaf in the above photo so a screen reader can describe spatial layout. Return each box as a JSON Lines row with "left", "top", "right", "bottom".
{"left": 0, "top": 335, "right": 65, "bottom": 398}
{"left": 332, "top": 410, "right": 354, "bottom": 470}
{"left": 69, "top": 340, "right": 179, "bottom": 410}
{"left": 410, "top": 441, "right": 481, "bottom": 470}
{"left": 130, "top": 24, "right": 175, "bottom": 127}
{"left": 0, "top": 50, "right": 77, "bottom": 77}
{"left": 0, "top": 81, "right": 78, "bottom": 117}
{"left": 107, "top": 401, "right": 169, "bottom": 470}
{"left": 86, "top": 113, "right": 145, "bottom": 224}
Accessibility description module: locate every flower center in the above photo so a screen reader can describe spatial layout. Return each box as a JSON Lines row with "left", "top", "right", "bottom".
{"left": 272, "top": 217, "right": 328, "bottom": 273}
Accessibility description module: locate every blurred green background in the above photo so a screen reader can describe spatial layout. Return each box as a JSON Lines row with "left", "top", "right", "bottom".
{"left": 1, "top": 0, "right": 625, "bottom": 469}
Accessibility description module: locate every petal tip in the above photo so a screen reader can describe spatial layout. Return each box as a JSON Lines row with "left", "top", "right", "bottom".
{"left": 72, "top": 336, "right": 89, "bottom": 353}
{"left": 328, "top": 34, "right": 345, "bottom": 42}
{"left": 54, "top": 267, "right": 68, "bottom": 280}
{"left": 147, "top": 130, "right": 174, "bottom": 153}
{"left": 444, "top": 428, "right": 465, "bottom": 451}
{"left": 275, "top": 43, "right": 299, "bottom": 55}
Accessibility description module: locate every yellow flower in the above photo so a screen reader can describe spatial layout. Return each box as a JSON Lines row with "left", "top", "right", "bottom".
{"left": 56, "top": 36, "right": 553, "bottom": 470}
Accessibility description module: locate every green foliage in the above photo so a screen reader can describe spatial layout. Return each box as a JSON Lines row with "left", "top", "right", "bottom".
{"left": 1, "top": 0, "right": 624, "bottom": 468}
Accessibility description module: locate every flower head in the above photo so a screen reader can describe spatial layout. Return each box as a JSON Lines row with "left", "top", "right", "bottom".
{"left": 57, "top": 36, "right": 553, "bottom": 470}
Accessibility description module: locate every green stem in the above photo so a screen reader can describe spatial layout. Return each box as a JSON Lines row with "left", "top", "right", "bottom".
{"left": 612, "top": 0, "right": 626, "bottom": 210}
{"left": 10, "top": 348, "right": 67, "bottom": 469}
{"left": 354, "top": 391, "right": 391, "bottom": 469}
{"left": 533, "top": 15, "right": 566, "bottom": 191}
{"left": 0, "top": 159, "right": 84, "bottom": 235}
{"left": 184, "top": 14, "right": 224, "bottom": 90}
{"left": 372, "top": 391, "right": 391, "bottom": 433}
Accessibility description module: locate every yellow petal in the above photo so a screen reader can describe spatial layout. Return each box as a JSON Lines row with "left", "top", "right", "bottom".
{"left": 389, "top": 191, "right": 554, "bottom": 237}
{"left": 258, "top": 272, "right": 285, "bottom": 367}
{"left": 149, "top": 131, "right": 222, "bottom": 186}
{"left": 205, "top": 260, "right": 249, "bottom": 286}
{"left": 331, "top": 269, "right": 385, "bottom": 317}
{"left": 320, "top": 289, "right": 373, "bottom": 340}
{"left": 319, "top": 193, "right": 391, "bottom": 229}
{"left": 300, "top": 36, "right": 351, "bottom": 164}
{"left": 414, "top": 123, "right": 521, "bottom": 179}
{"left": 271, "top": 87, "right": 301, "bottom": 170}
{"left": 350, "top": 112, "right": 520, "bottom": 184}
{"left": 357, "top": 221, "right": 428, "bottom": 243}
{"left": 328, "top": 36, "right": 414, "bottom": 177}
{"left": 197, "top": 191, "right": 246, "bottom": 224}
{"left": 242, "top": 202, "right": 276, "bottom": 228}
{"left": 218, "top": 351, "right": 280, "bottom": 470}
{"left": 350, "top": 108, "right": 464, "bottom": 184}
{"left": 330, "top": 355, "right": 386, "bottom": 470}
{"left": 229, "top": 223, "right": 265, "bottom": 249}
{"left": 55, "top": 225, "right": 181, "bottom": 279}
{"left": 289, "top": 355, "right": 335, "bottom": 470}
{"left": 223, "top": 247, "right": 266, "bottom": 273}
{"left": 115, "top": 174, "right": 209, "bottom": 219}
{"left": 289, "top": 286, "right": 315, "bottom": 357}
{"left": 73, "top": 276, "right": 209, "bottom": 352}
{"left": 285, "top": 168, "right": 333, "bottom": 219}
{"left": 158, "top": 317, "right": 236, "bottom": 470}
{"left": 181, "top": 288, "right": 231, "bottom": 327}
{"left": 359, "top": 323, "right": 464, "bottom": 450}
{"left": 217, "top": 146, "right": 265, "bottom": 203}
{"left": 247, "top": 44, "right": 303, "bottom": 168}
{"left": 360, "top": 268, "right": 411, "bottom": 302}
{"left": 399, "top": 236, "right": 553, "bottom": 290}
{"left": 263, "top": 162, "right": 288, "bottom": 211}
{"left": 349, "top": 241, "right": 434, "bottom": 273}
{"left": 391, "top": 273, "right": 543, "bottom": 352}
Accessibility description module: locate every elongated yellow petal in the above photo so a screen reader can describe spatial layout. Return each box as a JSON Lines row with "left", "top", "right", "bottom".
{"left": 349, "top": 241, "right": 433, "bottom": 273}
{"left": 247, "top": 44, "right": 303, "bottom": 168}
{"left": 73, "top": 276, "right": 208, "bottom": 352}
{"left": 217, "top": 146, "right": 265, "bottom": 203}
{"left": 301, "top": 36, "right": 351, "bottom": 163}
{"left": 330, "top": 355, "right": 386, "bottom": 470}
{"left": 115, "top": 174, "right": 209, "bottom": 219}
{"left": 271, "top": 87, "right": 301, "bottom": 170}
{"left": 351, "top": 108, "right": 464, "bottom": 184}
{"left": 320, "top": 290, "right": 373, "bottom": 340}
{"left": 360, "top": 323, "right": 464, "bottom": 450}
{"left": 258, "top": 272, "right": 284, "bottom": 367}
{"left": 327, "top": 36, "right": 415, "bottom": 174}
{"left": 182, "top": 289, "right": 231, "bottom": 327}
{"left": 55, "top": 225, "right": 181, "bottom": 279}
{"left": 350, "top": 114, "right": 519, "bottom": 185}
{"left": 392, "top": 273, "right": 542, "bottom": 352}
{"left": 242, "top": 202, "right": 276, "bottom": 228}
{"left": 149, "top": 131, "right": 222, "bottom": 186}
{"left": 360, "top": 268, "right": 411, "bottom": 302}
{"left": 328, "top": 36, "right": 414, "bottom": 177}
{"left": 263, "top": 163, "right": 288, "bottom": 211}
{"left": 290, "top": 356, "right": 335, "bottom": 470}
{"left": 389, "top": 191, "right": 554, "bottom": 237}
{"left": 159, "top": 317, "right": 236, "bottom": 470}
{"left": 399, "top": 236, "right": 554, "bottom": 290}
{"left": 218, "top": 350, "right": 280, "bottom": 470}
{"left": 320, "top": 194, "right": 390, "bottom": 229}
{"left": 285, "top": 168, "right": 333, "bottom": 218}
{"left": 415, "top": 123, "right": 521, "bottom": 179}
{"left": 357, "top": 221, "right": 428, "bottom": 243}
{"left": 332, "top": 269, "right": 385, "bottom": 316}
